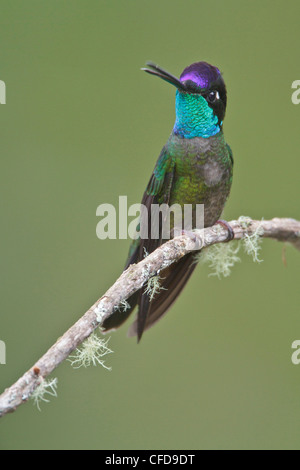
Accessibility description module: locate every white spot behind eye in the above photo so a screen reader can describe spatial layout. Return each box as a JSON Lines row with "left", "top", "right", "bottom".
{"left": 216, "top": 91, "right": 220, "bottom": 100}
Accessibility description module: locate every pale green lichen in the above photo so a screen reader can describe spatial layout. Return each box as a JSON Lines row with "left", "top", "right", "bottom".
{"left": 238, "top": 215, "right": 252, "bottom": 229}
{"left": 242, "top": 225, "right": 264, "bottom": 262}
{"left": 238, "top": 216, "right": 264, "bottom": 262}
{"left": 31, "top": 377, "right": 58, "bottom": 411}
{"left": 199, "top": 242, "right": 241, "bottom": 278}
{"left": 145, "top": 275, "right": 166, "bottom": 301}
{"left": 68, "top": 332, "right": 113, "bottom": 370}
{"left": 116, "top": 299, "right": 130, "bottom": 312}
{"left": 94, "top": 304, "right": 108, "bottom": 324}
{"left": 200, "top": 217, "right": 264, "bottom": 278}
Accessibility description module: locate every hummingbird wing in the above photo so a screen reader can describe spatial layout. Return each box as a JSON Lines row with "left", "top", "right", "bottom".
{"left": 134, "top": 150, "right": 176, "bottom": 338}
{"left": 102, "top": 147, "right": 176, "bottom": 333}
{"left": 127, "top": 252, "right": 197, "bottom": 337}
{"left": 121, "top": 147, "right": 175, "bottom": 271}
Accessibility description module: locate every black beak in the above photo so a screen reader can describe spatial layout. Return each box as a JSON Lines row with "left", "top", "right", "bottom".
{"left": 141, "top": 62, "right": 187, "bottom": 92}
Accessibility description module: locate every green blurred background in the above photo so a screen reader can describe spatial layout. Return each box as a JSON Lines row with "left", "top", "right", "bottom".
{"left": 0, "top": 0, "right": 300, "bottom": 450}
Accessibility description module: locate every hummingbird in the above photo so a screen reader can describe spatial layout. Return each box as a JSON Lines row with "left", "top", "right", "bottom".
{"left": 102, "top": 61, "right": 233, "bottom": 341}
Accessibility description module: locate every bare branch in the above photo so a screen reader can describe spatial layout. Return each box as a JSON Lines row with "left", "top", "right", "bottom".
{"left": 0, "top": 217, "right": 299, "bottom": 418}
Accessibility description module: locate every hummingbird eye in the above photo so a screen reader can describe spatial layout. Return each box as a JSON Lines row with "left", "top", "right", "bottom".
{"left": 207, "top": 90, "right": 220, "bottom": 103}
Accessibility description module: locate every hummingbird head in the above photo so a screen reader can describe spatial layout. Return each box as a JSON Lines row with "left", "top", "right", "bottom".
{"left": 142, "top": 61, "right": 227, "bottom": 139}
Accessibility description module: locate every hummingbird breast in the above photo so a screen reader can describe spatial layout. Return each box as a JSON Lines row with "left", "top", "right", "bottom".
{"left": 166, "top": 132, "right": 233, "bottom": 227}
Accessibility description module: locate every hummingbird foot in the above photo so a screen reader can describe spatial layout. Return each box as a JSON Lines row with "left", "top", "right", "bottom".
{"left": 215, "top": 219, "right": 234, "bottom": 242}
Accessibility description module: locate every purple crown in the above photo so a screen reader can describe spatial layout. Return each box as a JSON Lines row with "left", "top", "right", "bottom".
{"left": 180, "top": 62, "right": 221, "bottom": 90}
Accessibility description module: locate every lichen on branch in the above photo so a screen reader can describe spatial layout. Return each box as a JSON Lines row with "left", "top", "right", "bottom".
{"left": 0, "top": 216, "right": 299, "bottom": 418}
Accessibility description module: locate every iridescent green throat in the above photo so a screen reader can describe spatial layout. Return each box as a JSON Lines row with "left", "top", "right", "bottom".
{"left": 173, "top": 90, "right": 220, "bottom": 139}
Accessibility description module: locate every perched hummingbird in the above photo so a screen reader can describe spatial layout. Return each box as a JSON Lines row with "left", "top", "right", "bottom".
{"left": 102, "top": 61, "right": 233, "bottom": 341}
